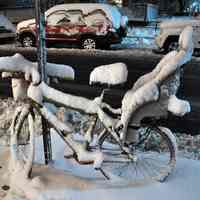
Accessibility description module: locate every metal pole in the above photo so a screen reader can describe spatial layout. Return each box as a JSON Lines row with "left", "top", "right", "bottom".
{"left": 35, "top": 0, "right": 52, "bottom": 165}
{"left": 35, "top": 0, "right": 47, "bottom": 82}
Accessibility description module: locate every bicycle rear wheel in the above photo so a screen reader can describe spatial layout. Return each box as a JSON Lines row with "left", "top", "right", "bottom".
{"left": 98, "top": 126, "right": 177, "bottom": 183}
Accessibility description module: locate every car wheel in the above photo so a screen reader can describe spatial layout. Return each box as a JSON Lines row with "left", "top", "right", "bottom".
{"left": 21, "top": 34, "right": 35, "bottom": 47}
{"left": 81, "top": 38, "right": 96, "bottom": 49}
{"left": 102, "top": 43, "right": 110, "bottom": 50}
{"left": 167, "top": 40, "right": 179, "bottom": 52}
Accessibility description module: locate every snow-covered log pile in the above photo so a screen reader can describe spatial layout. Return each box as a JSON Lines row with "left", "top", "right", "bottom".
{"left": 89, "top": 62, "right": 128, "bottom": 85}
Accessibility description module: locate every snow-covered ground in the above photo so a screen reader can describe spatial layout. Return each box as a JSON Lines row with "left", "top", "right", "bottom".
{"left": 0, "top": 98, "right": 199, "bottom": 199}
{"left": 1, "top": 131, "right": 200, "bottom": 200}
{"left": 36, "top": 132, "right": 200, "bottom": 200}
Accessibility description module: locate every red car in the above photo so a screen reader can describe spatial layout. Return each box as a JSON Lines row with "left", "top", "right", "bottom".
{"left": 16, "top": 3, "right": 128, "bottom": 49}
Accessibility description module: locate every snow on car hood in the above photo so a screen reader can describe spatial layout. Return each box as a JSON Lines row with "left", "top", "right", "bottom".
{"left": 17, "top": 18, "right": 35, "bottom": 31}
{"left": 160, "top": 18, "right": 200, "bottom": 29}
{"left": 0, "top": 15, "right": 16, "bottom": 32}
{"left": 46, "top": 3, "right": 122, "bottom": 29}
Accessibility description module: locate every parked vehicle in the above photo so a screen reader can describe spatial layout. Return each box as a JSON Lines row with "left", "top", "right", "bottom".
{"left": 16, "top": 3, "right": 128, "bottom": 49}
{"left": 155, "top": 16, "right": 200, "bottom": 53}
{"left": 0, "top": 15, "right": 16, "bottom": 43}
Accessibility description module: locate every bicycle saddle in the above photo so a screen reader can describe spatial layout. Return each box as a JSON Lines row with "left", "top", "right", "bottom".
{"left": 89, "top": 62, "right": 128, "bottom": 88}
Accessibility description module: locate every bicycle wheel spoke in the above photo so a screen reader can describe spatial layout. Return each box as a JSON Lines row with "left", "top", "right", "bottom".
{"left": 137, "top": 160, "right": 151, "bottom": 178}
{"left": 132, "top": 162, "right": 139, "bottom": 181}
{"left": 140, "top": 159, "right": 159, "bottom": 178}
{"left": 98, "top": 126, "right": 176, "bottom": 182}
{"left": 143, "top": 157, "right": 168, "bottom": 167}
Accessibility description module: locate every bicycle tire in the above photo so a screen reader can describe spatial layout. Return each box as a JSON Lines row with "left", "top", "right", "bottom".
{"left": 98, "top": 126, "right": 177, "bottom": 183}
{"left": 12, "top": 106, "right": 34, "bottom": 162}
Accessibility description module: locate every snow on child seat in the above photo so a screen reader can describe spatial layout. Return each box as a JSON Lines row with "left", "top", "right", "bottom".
{"left": 89, "top": 62, "right": 128, "bottom": 86}
{"left": 168, "top": 95, "right": 191, "bottom": 117}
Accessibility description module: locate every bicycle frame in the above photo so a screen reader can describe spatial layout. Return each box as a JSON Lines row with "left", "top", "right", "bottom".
{"left": 27, "top": 81, "right": 124, "bottom": 151}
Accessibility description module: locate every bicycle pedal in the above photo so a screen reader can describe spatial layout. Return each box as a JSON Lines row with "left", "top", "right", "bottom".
{"left": 76, "top": 160, "right": 94, "bottom": 165}
{"left": 97, "top": 168, "right": 110, "bottom": 180}
{"left": 64, "top": 154, "right": 75, "bottom": 159}
{"left": 64, "top": 151, "right": 76, "bottom": 159}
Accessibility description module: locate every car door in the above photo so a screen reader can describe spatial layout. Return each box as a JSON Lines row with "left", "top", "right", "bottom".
{"left": 46, "top": 10, "right": 72, "bottom": 42}
{"left": 46, "top": 10, "right": 85, "bottom": 42}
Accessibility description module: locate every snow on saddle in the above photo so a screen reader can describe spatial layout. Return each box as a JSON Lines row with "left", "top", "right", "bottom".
{"left": 89, "top": 62, "right": 128, "bottom": 87}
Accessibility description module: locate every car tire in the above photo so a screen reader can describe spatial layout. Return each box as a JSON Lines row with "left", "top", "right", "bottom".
{"left": 102, "top": 43, "right": 110, "bottom": 50}
{"left": 165, "top": 40, "right": 179, "bottom": 52}
{"left": 21, "top": 34, "right": 35, "bottom": 47}
{"left": 81, "top": 38, "right": 96, "bottom": 49}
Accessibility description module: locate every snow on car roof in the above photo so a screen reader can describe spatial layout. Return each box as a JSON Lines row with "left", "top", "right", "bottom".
{"left": 46, "top": 3, "right": 122, "bottom": 29}
{"left": 160, "top": 18, "right": 200, "bottom": 29}
{"left": 0, "top": 15, "right": 16, "bottom": 32}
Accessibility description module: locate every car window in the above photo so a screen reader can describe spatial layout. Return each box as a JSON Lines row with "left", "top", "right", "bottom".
{"left": 47, "top": 9, "right": 85, "bottom": 26}
{"left": 47, "top": 11, "right": 70, "bottom": 26}
{"left": 0, "top": 26, "right": 12, "bottom": 33}
{"left": 84, "top": 10, "right": 108, "bottom": 26}
{"left": 66, "top": 10, "right": 85, "bottom": 25}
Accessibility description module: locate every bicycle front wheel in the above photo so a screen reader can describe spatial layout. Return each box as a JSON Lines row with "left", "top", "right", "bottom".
{"left": 98, "top": 126, "right": 177, "bottom": 183}
{"left": 11, "top": 105, "right": 36, "bottom": 163}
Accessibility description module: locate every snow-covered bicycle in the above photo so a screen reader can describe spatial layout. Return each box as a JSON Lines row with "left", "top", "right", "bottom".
{"left": 0, "top": 26, "right": 193, "bottom": 185}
